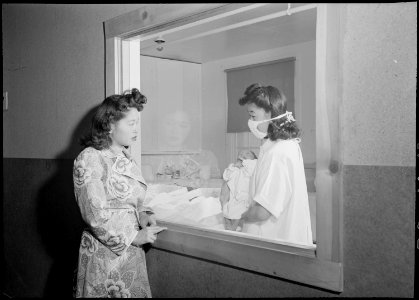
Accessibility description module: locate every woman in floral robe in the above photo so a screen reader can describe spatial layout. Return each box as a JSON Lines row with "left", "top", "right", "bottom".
{"left": 73, "top": 89, "right": 164, "bottom": 298}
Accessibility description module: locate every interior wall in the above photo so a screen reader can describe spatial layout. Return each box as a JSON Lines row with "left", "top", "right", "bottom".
{"left": 201, "top": 40, "right": 316, "bottom": 170}
{"left": 341, "top": 2, "right": 416, "bottom": 167}
{"left": 2, "top": 4, "right": 146, "bottom": 160}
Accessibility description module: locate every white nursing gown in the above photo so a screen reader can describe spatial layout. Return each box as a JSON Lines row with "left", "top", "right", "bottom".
{"left": 242, "top": 139, "right": 314, "bottom": 247}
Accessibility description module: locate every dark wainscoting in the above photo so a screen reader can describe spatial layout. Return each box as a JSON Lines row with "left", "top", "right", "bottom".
{"left": 3, "top": 159, "right": 415, "bottom": 297}
{"left": 3, "top": 158, "right": 85, "bottom": 298}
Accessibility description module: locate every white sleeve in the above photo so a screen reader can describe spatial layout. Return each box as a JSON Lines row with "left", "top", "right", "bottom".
{"left": 252, "top": 155, "right": 291, "bottom": 219}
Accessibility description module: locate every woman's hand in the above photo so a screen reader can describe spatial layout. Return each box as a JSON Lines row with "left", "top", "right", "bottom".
{"left": 132, "top": 226, "right": 163, "bottom": 246}
{"left": 139, "top": 211, "right": 157, "bottom": 229}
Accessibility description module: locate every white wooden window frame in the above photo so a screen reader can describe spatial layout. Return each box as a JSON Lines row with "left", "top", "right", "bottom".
{"left": 104, "top": 3, "right": 343, "bottom": 292}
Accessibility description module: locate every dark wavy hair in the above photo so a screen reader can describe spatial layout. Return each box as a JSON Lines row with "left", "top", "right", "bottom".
{"left": 238, "top": 83, "right": 300, "bottom": 141}
{"left": 80, "top": 88, "right": 147, "bottom": 150}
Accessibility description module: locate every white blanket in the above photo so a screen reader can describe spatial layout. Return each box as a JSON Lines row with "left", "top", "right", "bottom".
{"left": 145, "top": 185, "right": 223, "bottom": 226}
{"left": 222, "top": 159, "right": 257, "bottom": 219}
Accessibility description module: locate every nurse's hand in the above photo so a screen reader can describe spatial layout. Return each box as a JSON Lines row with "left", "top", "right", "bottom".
{"left": 240, "top": 210, "right": 249, "bottom": 221}
{"left": 241, "top": 203, "right": 271, "bottom": 222}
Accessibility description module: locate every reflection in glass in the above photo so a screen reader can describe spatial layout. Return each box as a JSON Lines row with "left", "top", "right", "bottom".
{"left": 139, "top": 10, "right": 317, "bottom": 247}
{"left": 142, "top": 99, "right": 316, "bottom": 246}
{"left": 143, "top": 104, "right": 316, "bottom": 246}
{"left": 158, "top": 110, "right": 192, "bottom": 151}
{"left": 143, "top": 110, "right": 219, "bottom": 182}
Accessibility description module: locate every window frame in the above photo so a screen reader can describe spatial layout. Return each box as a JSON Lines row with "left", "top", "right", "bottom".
{"left": 104, "top": 3, "right": 343, "bottom": 292}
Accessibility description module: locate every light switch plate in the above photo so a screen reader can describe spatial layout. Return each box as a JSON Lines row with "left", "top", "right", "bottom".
{"left": 3, "top": 92, "right": 8, "bottom": 111}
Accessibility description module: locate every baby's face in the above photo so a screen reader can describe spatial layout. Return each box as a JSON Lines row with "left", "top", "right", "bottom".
{"left": 238, "top": 150, "right": 255, "bottom": 161}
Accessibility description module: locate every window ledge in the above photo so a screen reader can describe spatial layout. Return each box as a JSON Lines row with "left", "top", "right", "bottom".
{"left": 153, "top": 221, "right": 342, "bottom": 292}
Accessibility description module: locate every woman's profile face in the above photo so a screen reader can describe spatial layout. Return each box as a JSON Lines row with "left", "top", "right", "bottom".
{"left": 110, "top": 108, "right": 139, "bottom": 148}
{"left": 246, "top": 103, "right": 271, "bottom": 132}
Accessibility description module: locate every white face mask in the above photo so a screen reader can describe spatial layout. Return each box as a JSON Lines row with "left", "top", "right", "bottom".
{"left": 248, "top": 111, "right": 295, "bottom": 140}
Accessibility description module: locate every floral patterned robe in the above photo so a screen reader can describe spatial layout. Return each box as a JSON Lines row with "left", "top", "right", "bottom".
{"left": 73, "top": 146, "right": 152, "bottom": 298}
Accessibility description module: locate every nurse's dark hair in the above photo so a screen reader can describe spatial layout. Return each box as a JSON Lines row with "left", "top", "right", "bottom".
{"left": 238, "top": 83, "right": 300, "bottom": 141}
{"left": 80, "top": 88, "right": 147, "bottom": 150}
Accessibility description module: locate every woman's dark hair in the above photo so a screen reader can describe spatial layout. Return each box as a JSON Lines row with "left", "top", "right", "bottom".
{"left": 238, "top": 83, "right": 300, "bottom": 141}
{"left": 80, "top": 88, "right": 147, "bottom": 150}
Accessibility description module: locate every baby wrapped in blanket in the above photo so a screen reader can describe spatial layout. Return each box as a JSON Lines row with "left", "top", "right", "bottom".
{"left": 220, "top": 150, "right": 257, "bottom": 231}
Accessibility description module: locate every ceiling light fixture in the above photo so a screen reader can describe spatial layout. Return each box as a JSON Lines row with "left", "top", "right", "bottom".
{"left": 155, "top": 36, "right": 166, "bottom": 51}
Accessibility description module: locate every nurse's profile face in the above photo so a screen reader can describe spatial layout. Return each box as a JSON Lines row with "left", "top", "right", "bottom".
{"left": 246, "top": 103, "right": 271, "bottom": 132}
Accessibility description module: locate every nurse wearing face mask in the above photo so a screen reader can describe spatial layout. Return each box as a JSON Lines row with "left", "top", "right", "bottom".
{"left": 239, "top": 83, "right": 313, "bottom": 247}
